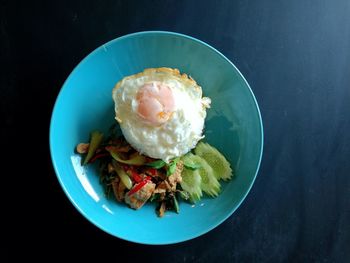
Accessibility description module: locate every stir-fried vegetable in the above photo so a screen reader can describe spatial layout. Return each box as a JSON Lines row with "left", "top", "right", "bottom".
{"left": 112, "top": 160, "right": 132, "bottom": 189}
{"left": 128, "top": 177, "right": 151, "bottom": 196}
{"left": 166, "top": 158, "right": 179, "bottom": 176}
{"left": 89, "top": 152, "right": 109, "bottom": 163}
{"left": 83, "top": 131, "right": 104, "bottom": 164}
{"left": 172, "top": 195, "right": 180, "bottom": 213}
{"left": 108, "top": 149, "right": 146, "bottom": 165}
{"left": 76, "top": 125, "right": 233, "bottom": 217}
{"left": 145, "top": 160, "right": 166, "bottom": 169}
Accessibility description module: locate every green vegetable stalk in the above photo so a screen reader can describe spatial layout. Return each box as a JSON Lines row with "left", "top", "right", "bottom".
{"left": 108, "top": 150, "right": 146, "bottom": 165}
{"left": 112, "top": 160, "right": 132, "bottom": 189}
{"left": 83, "top": 131, "right": 104, "bottom": 164}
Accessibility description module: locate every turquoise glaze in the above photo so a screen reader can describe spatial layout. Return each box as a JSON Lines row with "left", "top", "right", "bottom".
{"left": 50, "top": 31, "right": 263, "bottom": 244}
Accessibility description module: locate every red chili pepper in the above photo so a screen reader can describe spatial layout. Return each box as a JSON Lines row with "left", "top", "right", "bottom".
{"left": 105, "top": 145, "right": 113, "bottom": 152}
{"left": 131, "top": 170, "right": 143, "bottom": 183}
{"left": 127, "top": 176, "right": 152, "bottom": 196}
{"left": 147, "top": 168, "right": 157, "bottom": 176}
{"left": 88, "top": 152, "right": 109, "bottom": 163}
{"left": 124, "top": 166, "right": 142, "bottom": 183}
{"left": 128, "top": 180, "right": 148, "bottom": 196}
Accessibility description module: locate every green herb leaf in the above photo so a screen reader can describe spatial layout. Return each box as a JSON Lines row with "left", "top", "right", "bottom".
{"left": 184, "top": 161, "right": 201, "bottom": 170}
{"left": 145, "top": 160, "right": 166, "bottom": 169}
{"left": 149, "top": 193, "right": 160, "bottom": 202}
{"left": 167, "top": 162, "right": 176, "bottom": 176}
{"left": 166, "top": 158, "right": 179, "bottom": 176}
{"left": 172, "top": 195, "right": 180, "bottom": 213}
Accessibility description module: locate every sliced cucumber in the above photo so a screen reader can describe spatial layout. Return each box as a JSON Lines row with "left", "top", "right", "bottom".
{"left": 189, "top": 154, "right": 221, "bottom": 197}
{"left": 180, "top": 154, "right": 202, "bottom": 203}
{"left": 194, "top": 142, "right": 232, "bottom": 181}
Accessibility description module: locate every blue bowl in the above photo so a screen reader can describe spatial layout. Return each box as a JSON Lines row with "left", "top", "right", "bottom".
{"left": 50, "top": 31, "right": 263, "bottom": 244}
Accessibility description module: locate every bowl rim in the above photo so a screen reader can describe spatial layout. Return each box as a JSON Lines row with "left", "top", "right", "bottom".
{"left": 49, "top": 30, "right": 264, "bottom": 245}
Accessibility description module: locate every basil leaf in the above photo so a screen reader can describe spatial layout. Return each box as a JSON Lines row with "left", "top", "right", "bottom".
{"left": 149, "top": 193, "right": 160, "bottom": 202}
{"left": 145, "top": 160, "right": 166, "bottom": 169}
{"left": 166, "top": 157, "right": 180, "bottom": 176}
{"left": 183, "top": 161, "right": 201, "bottom": 170}
{"left": 166, "top": 162, "right": 176, "bottom": 176}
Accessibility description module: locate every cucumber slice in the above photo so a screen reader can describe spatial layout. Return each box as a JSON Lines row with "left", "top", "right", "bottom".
{"left": 194, "top": 142, "right": 232, "bottom": 181}
{"left": 180, "top": 155, "right": 202, "bottom": 203}
{"left": 190, "top": 155, "right": 221, "bottom": 197}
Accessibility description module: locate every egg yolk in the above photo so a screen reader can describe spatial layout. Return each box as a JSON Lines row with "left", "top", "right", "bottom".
{"left": 136, "top": 82, "right": 175, "bottom": 125}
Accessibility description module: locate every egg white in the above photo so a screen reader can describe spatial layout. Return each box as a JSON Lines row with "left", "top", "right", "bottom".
{"left": 112, "top": 68, "right": 211, "bottom": 162}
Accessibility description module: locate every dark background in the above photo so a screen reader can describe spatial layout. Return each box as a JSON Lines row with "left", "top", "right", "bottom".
{"left": 2, "top": 0, "right": 350, "bottom": 261}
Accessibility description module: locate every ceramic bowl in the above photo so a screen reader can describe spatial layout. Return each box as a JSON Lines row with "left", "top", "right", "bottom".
{"left": 50, "top": 31, "right": 263, "bottom": 244}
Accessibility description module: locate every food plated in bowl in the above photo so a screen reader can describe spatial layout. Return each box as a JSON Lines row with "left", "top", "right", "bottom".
{"left": 76, "top": 67, "right": 233, "bottom": 217}
{"left": 50, "top": 31, "right": 263, "bottom": 244}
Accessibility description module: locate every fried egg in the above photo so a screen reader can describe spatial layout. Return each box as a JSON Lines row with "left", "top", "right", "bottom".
{"left": 112, "top": 68, "right": 211, "bottom": 162}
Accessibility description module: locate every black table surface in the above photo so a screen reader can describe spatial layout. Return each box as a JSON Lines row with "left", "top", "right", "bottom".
{"left": 2, "top": 0, "right": 350, "bottom": 261}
